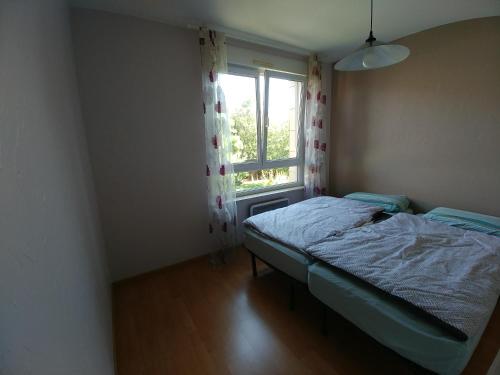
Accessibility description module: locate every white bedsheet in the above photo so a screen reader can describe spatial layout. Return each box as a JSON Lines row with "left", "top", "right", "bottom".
{"left": 243, "top": 196, "right": 382, "bottom": 252}
{"left": 307, "top": 213, "right": 500, "bottom": 339}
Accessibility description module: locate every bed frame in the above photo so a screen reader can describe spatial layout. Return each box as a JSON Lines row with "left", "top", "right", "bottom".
{"left": 248, "top": 248, "right": 329, "bottom": 335}
{"left": 249, "top": 249, "right": 299, "bottom": 312}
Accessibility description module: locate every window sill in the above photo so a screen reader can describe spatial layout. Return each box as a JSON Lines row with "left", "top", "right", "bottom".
{"left": 235, "top": 185, "right": 304, "bottom": 202}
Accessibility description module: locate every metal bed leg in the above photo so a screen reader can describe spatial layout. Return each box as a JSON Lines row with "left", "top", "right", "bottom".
{"left": 289, "top": 282, "right": 295, "bottom": 311}
{"left": 322, "top": 305, "right": 328, "bottom": 336}
{"left": 250, "top": 252, "right": 258, "bottom": 278}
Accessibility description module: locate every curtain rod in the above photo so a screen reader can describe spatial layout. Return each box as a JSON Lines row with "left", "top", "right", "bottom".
{"left": 188, "top": 23, "right": 311, "bottom": 59}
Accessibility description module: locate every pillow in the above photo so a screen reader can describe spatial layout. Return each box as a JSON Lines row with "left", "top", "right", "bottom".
{"left": 343, "top": 192, "right": 410, "bottom": 213}
{"left": 423, "top": 207, "right": 500, "bottom": 237}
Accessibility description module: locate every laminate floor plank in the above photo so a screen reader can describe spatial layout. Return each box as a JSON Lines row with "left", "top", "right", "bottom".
{"left": 113, "top": 248, "right": 499, "bottom": 375}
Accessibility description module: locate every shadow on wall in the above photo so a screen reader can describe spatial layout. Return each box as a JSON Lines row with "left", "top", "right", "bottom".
{"left": 331, "top": 70, "right": 371, "bottom": 195}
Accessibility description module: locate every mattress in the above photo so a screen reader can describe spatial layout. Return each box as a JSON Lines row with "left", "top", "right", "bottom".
{"left": 244, "top": 196, "right": 383, "bottom": 252}
{"left": 243, "top": 209, "right": 383, "bottom": 284}
{"left": 243, "top": 216, "right": 386, "bottom": 284}
{"left": 308, "top": 262, "right": 488, "bottom": 375}
{"left": 306, "top": 213, "right": 500, "bottom": 341}
{"left": 244, "top": 228, "right": 314, "bottom": 283}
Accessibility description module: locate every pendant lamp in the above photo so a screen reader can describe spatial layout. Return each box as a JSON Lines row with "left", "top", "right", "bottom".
{"left": 334, "top": 0, "right": 410, "bottom": 71}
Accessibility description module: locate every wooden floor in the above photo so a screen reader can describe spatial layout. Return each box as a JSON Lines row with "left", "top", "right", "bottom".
{"left": 113, "top": 248, "right": 499, "bottom": 375}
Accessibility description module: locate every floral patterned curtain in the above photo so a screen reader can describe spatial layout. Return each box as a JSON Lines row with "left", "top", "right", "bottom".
{"left": 199, "top": 28, "right": 238, "bottom": 254}
{"left": 304, "top": 55, "right": 328, "bottom": 198}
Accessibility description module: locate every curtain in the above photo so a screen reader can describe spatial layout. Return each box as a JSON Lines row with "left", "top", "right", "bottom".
{"left": 304, "top": 55, "right": 328, "bottom": 198}
{"left": 199, "top": 28, "right": 238, "bottom": 255}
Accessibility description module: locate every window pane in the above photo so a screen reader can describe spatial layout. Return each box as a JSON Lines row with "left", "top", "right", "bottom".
{"left": 266, "top": 77, "right": 302, "bottom": 161}
{"left": 220, "top": 73, "right": 258, "bottom": 164}
{"left": 235, "top": 166, "right": 298, "bottom": 192}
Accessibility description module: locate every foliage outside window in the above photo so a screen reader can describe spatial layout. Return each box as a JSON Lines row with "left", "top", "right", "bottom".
{"left": 220, "top": 66, "right": 305, "bottom": 195}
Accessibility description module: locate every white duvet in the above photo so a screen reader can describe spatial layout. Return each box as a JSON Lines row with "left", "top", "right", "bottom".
{"left": 243, "top": 196, "right": 383, "bottom": 252}
{"left": 307, "top": 213, "right": 500, "bottom": 339}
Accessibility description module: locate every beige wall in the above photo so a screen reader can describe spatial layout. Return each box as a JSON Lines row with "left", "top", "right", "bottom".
{"left": 0, "top": 1, "right": 114, "bottom": 374}
{"left": 331, "top": 17, "right": 500, "bottom": 216}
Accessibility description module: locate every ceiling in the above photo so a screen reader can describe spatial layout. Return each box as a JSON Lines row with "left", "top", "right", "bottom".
{"left": 70, "top": 0, "right": 500, "bottom": 61}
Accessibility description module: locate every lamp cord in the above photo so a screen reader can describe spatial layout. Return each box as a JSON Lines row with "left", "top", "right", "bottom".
{"left": 366, "top": 0, "right": 376, "bottom": 45}
{"left": 370, "top": 0, "right": 373, "bottom": 33}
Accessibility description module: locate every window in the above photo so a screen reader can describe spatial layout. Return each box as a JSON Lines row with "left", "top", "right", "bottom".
{"left": 220, "top": 65, "right": 305, "bottom": 195}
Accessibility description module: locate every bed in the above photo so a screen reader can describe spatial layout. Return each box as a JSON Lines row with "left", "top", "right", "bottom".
{"left": 307, "top": 211, "right": 500, "bottom": 374}
{"left": 307, "top": 262, "right": 488, "bottom": 375}
{"left": 243, "top": 195, "right": 393, "bottom": 283}
{"left": 244, "top": 199, "right": 500, "bottom": 374}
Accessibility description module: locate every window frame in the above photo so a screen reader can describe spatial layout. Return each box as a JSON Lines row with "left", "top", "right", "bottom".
{"left": 225, "top": 64, "right": 306, "bottom": 196}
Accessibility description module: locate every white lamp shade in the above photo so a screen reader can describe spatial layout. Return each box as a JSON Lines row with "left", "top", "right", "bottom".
{"left": 335, "top": 42, "right": 410, "bottom": 71}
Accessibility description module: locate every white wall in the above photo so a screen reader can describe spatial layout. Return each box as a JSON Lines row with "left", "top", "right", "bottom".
{"left": 0, "top": 1, "right": 114, "bottom": 374}
{"left": 71, "top": 8, "right": 216, "bottom": 281}
{"left": 72, "top": 9, "right": 310, "bottom": 281}
{"left": 226, "top": 39, "right": 308, "bottom": 75}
